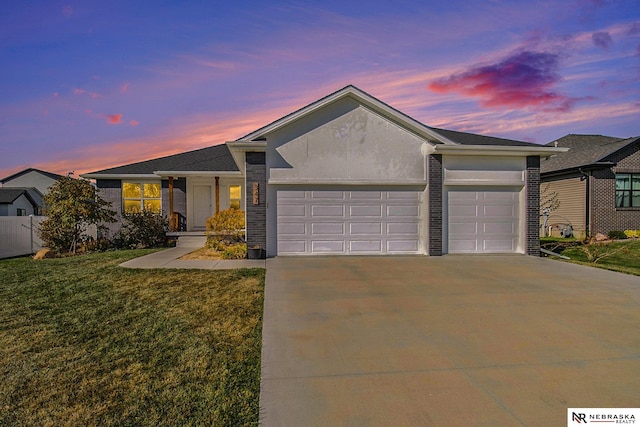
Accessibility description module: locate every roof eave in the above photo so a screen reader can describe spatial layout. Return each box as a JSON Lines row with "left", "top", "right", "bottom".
{"left": 541, "top": 162, "right": 616, "bottom": 177}
{"left": 433, "top": 145, "right": 569, "bottom": 157}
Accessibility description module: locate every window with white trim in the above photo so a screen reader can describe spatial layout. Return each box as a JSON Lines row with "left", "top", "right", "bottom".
{"left": 122, "top": 182, "right": 161, "bottom": 213}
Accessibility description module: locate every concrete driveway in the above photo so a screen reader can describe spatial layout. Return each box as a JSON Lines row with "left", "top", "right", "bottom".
{"left": 260, "top": 256, "right": 640, "bottom": 426}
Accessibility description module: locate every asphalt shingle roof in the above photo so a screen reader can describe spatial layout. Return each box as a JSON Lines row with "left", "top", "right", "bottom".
{"left": 429, "top": 127, "right": 537, "bottom": 147}
{"left": 541, "top": 134, "right": 639, "bottom": 174}
{"left": 1, "top": 168, "right": 64, "bottom": 183}
{"left": 85, "top": 144, "right": 239, "bottom": 175}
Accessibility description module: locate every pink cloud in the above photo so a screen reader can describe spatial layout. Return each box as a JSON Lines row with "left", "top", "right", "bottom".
{"left": 428, "top": 51, "right": 578, "bottom": 112}
{"left": 62, "top": 5, "right": 73, "bottom": 16}
{"left": 121, "top": 82, "right": 129, "bottom": 93}
{"left": 592, "top": 31, "right": 613, "bottom": 49}
{"left": 106, "top": 114, "right": 122, "bottom": 124}
{"left": 129, "top": 119, "right": 139, "bottom": 126}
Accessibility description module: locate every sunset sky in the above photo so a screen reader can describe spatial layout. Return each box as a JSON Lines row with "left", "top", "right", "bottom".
{"left": 1, "top": 0, "right": 639, "bottom": 179}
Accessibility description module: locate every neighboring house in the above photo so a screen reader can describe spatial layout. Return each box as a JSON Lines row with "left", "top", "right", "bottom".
{"left": 541, "top": 134, "right": 640, "bottom": 238}
{"left": 82, "top": 85, "right": 563, "bottom": 256}
{"left": 1, "top": 168, "right": 65, "bottom": 196}
{"left": 0, "top": 188, "right": 43, "bottom": 216}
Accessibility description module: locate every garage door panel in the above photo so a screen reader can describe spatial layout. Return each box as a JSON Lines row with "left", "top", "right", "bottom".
{"left": 387, "top": 205, "right": 419, "bottom": 217}
{"left": 311, "top": 205, "right": 344, "bottom": 217}
{"left": 483, "top": 222, "right": 515, "bottom": 234}
{"left": 311, "top": 240, "right": 344, "bottom": 253}
{"left": 449, "top": 239, "right": 478, "bottom": 252}
{"left": 312, "top": 191, "right": 345, "bottom": 199}
{"left": 387, "top": 240, "right": 419, "bottom": 252}
{"left": 350, "top": 191, "right": 382, "bottom": 200}
{"left": 279, "top": 222, "right": 306, "bottom": 235}
{"left": 311, "top": 223, "right": 345, "bottom": 235}
{"left": 351, "top": 222, "right": 383, "bottom": 235}
{"left": 449, "top": 222, "right": 477, "bottom": 234}
{"left": 350, "top": 240, "right": 382, "bottom": 252}
{"left": 280, "top": 205, "right": 306, "bottom": 217}
{"left": 483, "top": 239, "right": 516, "bottom": 251}
{"left": 484, "top": 205, "right": 515, "bottom": 217}
{"left": 350, "top": 205, "right": 383, "bottom": 217}
{"left": 278, "top": 190, "right": 421, "bottom": 255}
{"left": 387, "top": 222, "right": 418, "bottom": 235}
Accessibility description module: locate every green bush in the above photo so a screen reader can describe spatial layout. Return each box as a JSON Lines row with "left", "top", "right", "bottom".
{"left": 608, "top": 230, "right": 627, "bottom": 240}
{"left": 113, "top": 210, "right": 169, "bottom": 249}
{"left": 221, "top": 243, "right": 247, "bottom": 260}
{"left": 624, "top": 229, "right": 640, "bottom": 238}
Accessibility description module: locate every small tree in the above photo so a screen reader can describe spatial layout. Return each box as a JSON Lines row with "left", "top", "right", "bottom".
{"left": 540, "top": 184, "right": 560, "bottom": 237}
{"left": 39, "top": 175, "right": 116, "bottom": 254}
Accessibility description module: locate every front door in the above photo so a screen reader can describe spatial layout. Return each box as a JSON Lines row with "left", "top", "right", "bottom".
{"left": 193, "top": 185, "right": 212, "bottom": 230}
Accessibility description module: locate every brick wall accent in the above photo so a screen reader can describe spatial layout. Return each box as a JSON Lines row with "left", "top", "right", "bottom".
{"left": 428, "top": 154, "right": 443, "bottom": 256}
{"left": 245, "top": 152, "right": 267, "bottom": 254}
{"left": 591, "top": 141, "right": 640, "bottom": 234}
{"left": 526, "top": 156, "right": 541, "bottom": 256}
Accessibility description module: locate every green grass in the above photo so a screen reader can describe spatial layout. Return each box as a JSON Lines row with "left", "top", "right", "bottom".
{"left": 544, "top": 239, "right": 640, "bottom": 276}
{"left": 0, "top": 250, "right": 265, "bottom": 426}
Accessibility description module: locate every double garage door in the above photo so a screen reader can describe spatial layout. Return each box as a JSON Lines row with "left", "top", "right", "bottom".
{"left": 277, "top": 190, "right": 421, "bottom": 255}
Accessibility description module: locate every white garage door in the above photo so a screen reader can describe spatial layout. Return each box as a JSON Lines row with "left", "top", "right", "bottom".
{"left": 448, "top": 188, "right": 521, "bottom": 254}
{"left": 277, "top": 190, "right": 421, "bottom": 255}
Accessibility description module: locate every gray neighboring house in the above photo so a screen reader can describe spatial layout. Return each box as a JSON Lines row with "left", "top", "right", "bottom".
{"left": 0, "top": 168, "right": 64, "bottom": 216}
{"left": 0, "top": 188, "right": 43, "bottom": 216}
{"left": 83, "top": 85, "right": 564, "bottom": 256}
{"left": 541, "top": 134, "right": 640, "bottom": 238}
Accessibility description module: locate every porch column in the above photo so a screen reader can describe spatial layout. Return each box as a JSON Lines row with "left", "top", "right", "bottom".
{"left": 168, "top": 176, "right": 175, "bottom": 231}
{"left": 215, "top": 176, "right": 220, "bottom": 214}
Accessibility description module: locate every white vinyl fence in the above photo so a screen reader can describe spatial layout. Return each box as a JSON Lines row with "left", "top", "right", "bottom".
{"left": 0, "top": 216, "right": 45, "bottom": 259}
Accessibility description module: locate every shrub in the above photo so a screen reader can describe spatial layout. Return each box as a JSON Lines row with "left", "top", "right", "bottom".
{"left": 113, "top": 210, "right": 169, "bottom": 249}
{"left": 624, "top": 229, "right": 640, "bottom": 239}
{"left": 206, "top": 209, "right": 245, "bottom": 244}
{"left": 608, "top": 230, "right": 627, "bottom": 240}
{"left": 222, "top": 243, "right": 247, "bottom": 260}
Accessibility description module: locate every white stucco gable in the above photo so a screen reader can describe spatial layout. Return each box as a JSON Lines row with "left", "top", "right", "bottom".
{"left": 268, "top": 104, "right": 431, "bottom": 184}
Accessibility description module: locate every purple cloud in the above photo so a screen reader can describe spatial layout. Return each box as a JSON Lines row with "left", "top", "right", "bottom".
{"left": 592, "top": 31, "right": 613, "bottom": 49}
{"left": 428, "top": 51, "right": 576, "bottom": 112}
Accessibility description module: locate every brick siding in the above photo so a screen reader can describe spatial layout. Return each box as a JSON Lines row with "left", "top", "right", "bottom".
{"left": 591, "top": 142, "right": 640, "bottom": 234}
{"left": 245, "top": 152, "right": 267, "bottom": 255}
{"left": 526, "top": 156, "right": 541, "bottom": 256}
{"left": 428, "top": 154, "right": 443, "bottom": 256}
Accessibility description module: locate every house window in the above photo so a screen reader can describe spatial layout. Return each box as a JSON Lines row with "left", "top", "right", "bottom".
{"left": 17, "top": 208, "right": 27, "bottom": 216}
{"left": 229, "top": 185, "right": 242, "bottom": 210}
{"left": 122, "top": 182, "right": 161, "bottom": 213}
{"left": 615, "top": 173, "right": 640, "bottom": 208}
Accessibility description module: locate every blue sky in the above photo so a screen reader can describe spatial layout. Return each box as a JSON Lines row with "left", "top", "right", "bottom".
{"left": 1, "top": 0, "right": 639, "bottom": 178}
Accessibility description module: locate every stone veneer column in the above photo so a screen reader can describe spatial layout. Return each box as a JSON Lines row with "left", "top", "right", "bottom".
{"left": 526, "top": 156, "right": 541, "bottom": 256}
{"left": 428, "top": 154, "right": 443, "bottom": 256}
{"left": 245, "top": 152, "right": 267, "bottom": 254}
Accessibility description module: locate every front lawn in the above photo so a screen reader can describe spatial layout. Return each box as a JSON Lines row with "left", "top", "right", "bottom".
{"left": 0, "top": 250, "right": 265, "bottom": 426}
{"left": 542, "top": 238, "right": 640, "bottom": 276}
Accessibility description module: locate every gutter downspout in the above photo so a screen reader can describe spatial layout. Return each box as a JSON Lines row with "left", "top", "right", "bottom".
{"left": 579, "top": 168, "right": 590, "bottom": 238}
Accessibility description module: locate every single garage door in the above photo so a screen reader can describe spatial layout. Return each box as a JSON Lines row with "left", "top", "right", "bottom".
{"left": 277, "top": 190, "right": 421, "bottom": 255}
{"left": 448, "top": 188, "right": 520, "bottom": 254}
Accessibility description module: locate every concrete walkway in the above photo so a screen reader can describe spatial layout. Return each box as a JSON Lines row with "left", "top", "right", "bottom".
{"left": 260, "top": 255, "right": 640, "bottom": 426}
{"left": 119, "top": 246, "right": 266, "bottom": 269}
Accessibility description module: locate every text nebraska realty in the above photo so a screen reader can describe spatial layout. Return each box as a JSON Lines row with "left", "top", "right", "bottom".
{"left": 573, "top": 412, "right": 636, "bottom": 423}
